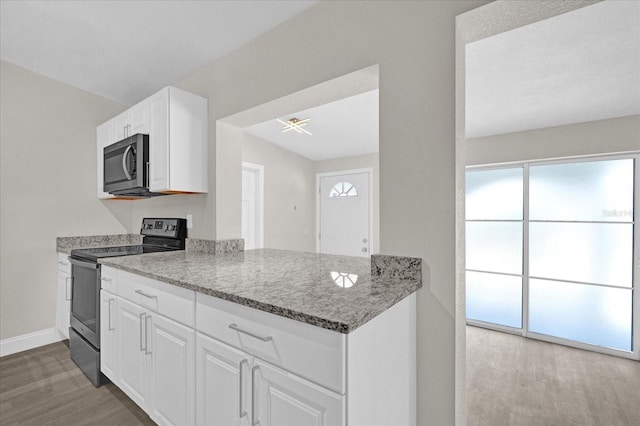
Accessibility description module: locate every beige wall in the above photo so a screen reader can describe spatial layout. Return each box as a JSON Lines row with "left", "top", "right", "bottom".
{"left": 1, "top": 1, "right": 487, "bottom": 423}
{"left": 242, "top": 132, "right": 316, "bottom": 252}
{"left": 163, "top": 2, "right": 487, "bottom": 424}
{"left": 0, "top": 61, "right": 130, "bottom": 339}
{"left": 466, "top": 115, "right": 640, "bottom": 166}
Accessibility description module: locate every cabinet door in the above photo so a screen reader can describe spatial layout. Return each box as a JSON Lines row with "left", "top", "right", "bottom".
{"left": 113, "top": 111, "right": 130, "bottom": 141}
{"left": 56, "top": 269, "right": 71, "bottom": 339}
{"left": 96, "top": 121, "right": 115, "bottom": 199}
{"left": 196, "top": 332, "right": 251, "bottom": 426}
{"left": 100, "top": 290, "right": 117, "bottom": 381}
{"left": 253, "top": 361, "right": 345, "bottom": 426}
{"left": 149, "top": 88, "right": 170, "bottom": 192}
{"left": 116, "top": 297, "right": 150, "bottom": 410}
{"left": 129, "top": 99, "right": 150, "bottom": 135}
{"left": 148, "top": 313, "right": 196, "bottom": 426}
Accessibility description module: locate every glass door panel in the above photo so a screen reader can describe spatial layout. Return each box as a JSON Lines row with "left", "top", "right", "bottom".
{"left": 529, "top": 278, "right": 632, "bottom": 351}
{"left": 466, "top": 271, "right": 522, "bottom": 328}
{"left": 529, "top": 159, "right": 634, "bottom": 222}
{"left": 529, "top": 222, "right": 633, "bottom": 287}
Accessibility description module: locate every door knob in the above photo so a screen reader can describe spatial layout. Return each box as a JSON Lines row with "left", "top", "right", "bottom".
{"left": 362, "top": 238, "right": 368, "bottom": 243}
{"left": 362, "top": 248, "right": 368, "bottom": 253}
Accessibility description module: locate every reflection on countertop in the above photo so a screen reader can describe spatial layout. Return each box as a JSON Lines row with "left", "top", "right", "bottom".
{"left": 100, "top": 248, "right": 422, "bottom": 333}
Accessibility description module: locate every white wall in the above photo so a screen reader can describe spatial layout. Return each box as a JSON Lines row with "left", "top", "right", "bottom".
{"left": 1, "top": 1, "right": 488, "bottom": 423}
{"left": 164, "top": 2, "right": 487, "bottom": 424}
{"left": 0, "top": 61, "right": 130, "bottom": 339}
{"left": 242, "top": 132, "right": 316, "bottom": 252}
{"left": 466, "top": 115, "right": 640, "bottom": 166}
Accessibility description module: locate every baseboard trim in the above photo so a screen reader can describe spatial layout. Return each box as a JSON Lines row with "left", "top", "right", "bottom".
{"left": 0, "top": 328, "right": 64, "bottom": 357}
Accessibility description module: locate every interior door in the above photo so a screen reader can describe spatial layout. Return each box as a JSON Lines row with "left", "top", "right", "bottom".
{"left": 242, "top": 164, "right": 263, "bottom": 250}
{"left": 318, "top": 171, "right": 370, "bottom": 257}
{"left": 196, "top": 332, "right": 251, "bottom": 426}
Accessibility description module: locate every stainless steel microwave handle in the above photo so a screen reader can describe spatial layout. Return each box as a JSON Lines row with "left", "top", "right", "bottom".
{"left": 122, "top": 145, "right": 132, "bottom": 181}
{"left": 146, "top": 162, "right": 150, "bottom": 188}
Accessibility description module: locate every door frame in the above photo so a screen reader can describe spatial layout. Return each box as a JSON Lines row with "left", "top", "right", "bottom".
{"left": 242, "top": 162, "right": 264, "bottom": 250}
{"left": 316, "top": 168, "right": 374, "bottom": 255}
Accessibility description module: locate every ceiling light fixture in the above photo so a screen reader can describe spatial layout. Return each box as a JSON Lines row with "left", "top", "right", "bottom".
{"left": 277, "top": 117, "right": 312, "bottom": 135}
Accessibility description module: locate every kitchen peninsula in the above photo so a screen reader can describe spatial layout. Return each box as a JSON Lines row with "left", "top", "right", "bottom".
{"left": 97, "top": 243, "right": 421, "bottom": 426}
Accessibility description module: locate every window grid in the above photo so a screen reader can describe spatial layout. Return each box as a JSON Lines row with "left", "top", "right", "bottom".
{"left": 466, "top": 154, "right": 638, "bottom": 359}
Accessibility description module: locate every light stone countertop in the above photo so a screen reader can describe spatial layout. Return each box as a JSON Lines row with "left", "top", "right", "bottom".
{"left": 100, "top": 248, "right": 422, "bottom": 333}
{"left": 56, "top": 234, "right": 143, "bottom": 254}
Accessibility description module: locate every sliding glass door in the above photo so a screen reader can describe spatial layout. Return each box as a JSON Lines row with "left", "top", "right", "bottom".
{"left": 465, "top": 155, "right": 637, "bottom": 357}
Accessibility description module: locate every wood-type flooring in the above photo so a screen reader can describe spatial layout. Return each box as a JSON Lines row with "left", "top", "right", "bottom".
{"left": 467, "top": 326, "right": 640, "bottom": 426}
{"left": 2, "top": 329, "right": 639, "bottom": 425}
{"left": 0, "top": 341, "right": 153, "bottom": 425}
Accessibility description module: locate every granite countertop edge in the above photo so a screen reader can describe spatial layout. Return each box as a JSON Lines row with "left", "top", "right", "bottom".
{"left": 99, "top": 253, "right": 422, "bottom": 334}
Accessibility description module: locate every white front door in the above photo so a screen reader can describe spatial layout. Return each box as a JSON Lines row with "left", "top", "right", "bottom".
{"left": 318, "top": 171, "right": 371, "bottom": 257}
{"left": 242, "top": 163, "right": 263, "bottom": 250}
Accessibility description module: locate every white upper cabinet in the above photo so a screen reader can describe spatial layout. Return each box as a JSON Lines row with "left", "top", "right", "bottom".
{"left": 113, "top": 99, "right": 150, "bottom": 142}
{"left": 149, "top": 87, "right": 208, "bottom": 194}
{"left": 97, "top": 86, "right": 207, "bottom": 199}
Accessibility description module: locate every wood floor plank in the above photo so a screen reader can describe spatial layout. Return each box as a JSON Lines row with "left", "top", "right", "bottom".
{"left": 0, "top": 341, "right": 154, "bottom": 426}
{"left": 467, "top": 326, "right": 640, "bottom": 426}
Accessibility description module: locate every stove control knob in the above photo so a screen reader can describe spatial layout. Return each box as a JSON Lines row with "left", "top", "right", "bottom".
{"left": 164, "top": 225, "right": 170, "bottom": 231}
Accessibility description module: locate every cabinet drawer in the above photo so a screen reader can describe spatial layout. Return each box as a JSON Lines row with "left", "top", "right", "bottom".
{"left": 100, "top": 266, "right": 117, "bottom": 292}
{"left": 113, "top": 269, "right": 195, "bottom": 327}
{"left": 196, "top": 294, "right": 345, "bottom": 394}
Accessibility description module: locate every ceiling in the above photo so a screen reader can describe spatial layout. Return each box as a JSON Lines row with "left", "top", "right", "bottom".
{"left": 244, "top": 89, "right": 379, "bottom": 162}
{"left": 465, "top": 0, "right": 640, "bottom": 139}
{"left": 0, "top": 0, "right": 318, "bottom": 106}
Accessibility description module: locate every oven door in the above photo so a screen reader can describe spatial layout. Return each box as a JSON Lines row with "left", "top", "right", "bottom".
{"left": 69, "top": 257, "right": 101, "bottom": 349}
{"left": 103, "top": 134, "right": 148, "bottom": 194}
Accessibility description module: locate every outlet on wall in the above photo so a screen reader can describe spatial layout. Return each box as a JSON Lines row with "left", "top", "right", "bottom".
{"left": 186, "top": 214, "right": 193, "bottom": 229}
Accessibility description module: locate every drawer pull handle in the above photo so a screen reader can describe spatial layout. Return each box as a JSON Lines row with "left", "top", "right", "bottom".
{"left": 239, "top": 359, "right": 248, "bottom": 419}
{"left": 144, "top": 315, "right": 152, "bottom": 355}
{"left": 252, "top": 365, "right": 259, "bottom": 426}
{"left": 108, "top": 299, "right": 115, "bottom": 331}
{"left": 58, "top": 260, "right": 69, "bottom": 266}
{"left": 139, "top": 313, "right": 146, "bottom": 352}
{"left": 100, "top": 276, "right": 112, "bottom": 282}
{"left": 228, "top": 324, "right": 272, "bottom": 342}
{"left": 135, "top": 289, "right": 157, "bottom": 299}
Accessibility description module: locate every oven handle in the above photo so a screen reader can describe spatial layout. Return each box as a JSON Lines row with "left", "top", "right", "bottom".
{"left": 122, "top": 145, "right": 133, "bottom": 181}
{"left": 68, "top": 257, "right": 99, "bottom": 270}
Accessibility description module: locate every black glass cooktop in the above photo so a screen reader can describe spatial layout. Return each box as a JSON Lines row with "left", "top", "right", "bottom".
{"left": 70, "top": 244, "right": 180, "bottom": 262}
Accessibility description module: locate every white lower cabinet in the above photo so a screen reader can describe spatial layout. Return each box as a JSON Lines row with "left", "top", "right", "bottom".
{"left": 115, "top": 296, "right": 150, "bottom": 410}
{"left": 148, "top": 313, "right": 195, "bottom": 426}
{"left": 100, "top": 266, "right": 416, "bottom": 426}
{"left": 56, "top": 253, "right": 72, "bottom": 339}
{"left": 100, "top": 290, "right": 117, "bottom": 380}
{"left": 196, "top": 332, "right": 251, "bottom": 426}
{"left": 253, "top": 360, "right": 344, "bottom": 426}
{"left": 99, "top": 267, "right": 196, "bottom": 426}
{"left": 196, "top": 332, "right": 344, "bottom": 426}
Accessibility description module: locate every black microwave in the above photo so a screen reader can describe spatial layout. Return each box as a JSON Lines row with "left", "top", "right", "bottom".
{"left": 103, "top": 134, "right": 158, "bottom": 197}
